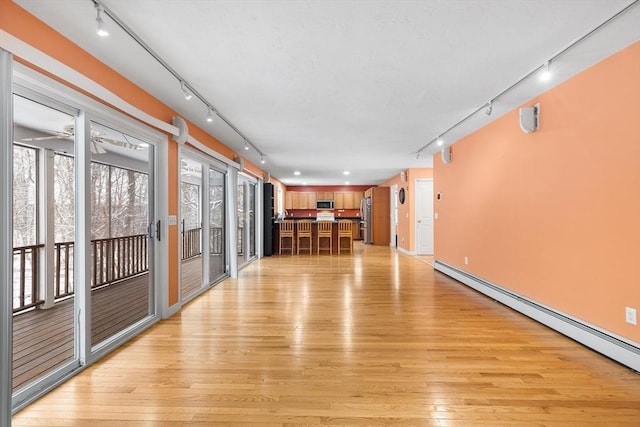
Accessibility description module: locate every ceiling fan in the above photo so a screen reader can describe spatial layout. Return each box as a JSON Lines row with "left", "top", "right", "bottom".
{"left": 19, "top": 124, "right": 144, "bottom": 154}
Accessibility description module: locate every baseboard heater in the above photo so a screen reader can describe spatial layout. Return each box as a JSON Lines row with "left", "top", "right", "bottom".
{"left": 434, "top": 260, "right": 640, "bottom": 372}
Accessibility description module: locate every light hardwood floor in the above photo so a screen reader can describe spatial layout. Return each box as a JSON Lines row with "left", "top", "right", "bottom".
{"left": 12, "top": 243, "right": 640, "bottom": 426}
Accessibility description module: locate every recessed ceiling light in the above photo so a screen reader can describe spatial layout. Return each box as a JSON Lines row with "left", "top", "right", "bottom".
{"left": 343, "top": 171, "right": 350, "bottom": 175}
{"left": 345, "top": 181, "right": 350, "bottom": 185}
{"left": 436, "top": 138, "right": 444, "bottom": 147}
{"left": 294, "top": 171, "right": 301, "bottom": 176}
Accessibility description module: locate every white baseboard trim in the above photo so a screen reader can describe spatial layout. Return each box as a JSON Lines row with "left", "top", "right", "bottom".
{"left": 434, "top": 260, "right": 640, "bottom": 371}
{"left": 397, "top": 246, "right": 416, "bottom": 256}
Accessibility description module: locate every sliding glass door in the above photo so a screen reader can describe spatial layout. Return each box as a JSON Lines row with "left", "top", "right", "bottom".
{"left": 180, "top": 152, "right": 228, "bottom": 301}
{"left": 209, "top": 168, "right": 226, "bottom": 283}
{"left": 237, "top": 175, "right": 257, "bottom": 268}
{"left": 9, "top": 76, "right": 161, "bottom": 408}
{"left": 180, "top": 157, "right": 204, "bottom": 300}
{"left": 12, "top": 94, "right": 78, "bottom": 392}
{"left": 89, "top": 121, "right": 154, "bottom": 348}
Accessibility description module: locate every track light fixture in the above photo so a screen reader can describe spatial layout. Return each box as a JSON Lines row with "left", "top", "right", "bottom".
{"left": 260, "top": 156, "right": 265, "bottom": 164}
{"left": 180, "top": 81, "right": 192, "bottom": 100}
{"left": 95, "top": 3, "right": 109, "bottom": 37}
{"left": 539, "top": 61, "right": 552, "bottom": 82}
{"left": 485, "top": 101, "right": 493, "bottom": 116}
{"left": 206, "top": 106, "right": 215, "bottom": 122}
{"left": 244, "top": 140, "right": 250, "bottom": 151}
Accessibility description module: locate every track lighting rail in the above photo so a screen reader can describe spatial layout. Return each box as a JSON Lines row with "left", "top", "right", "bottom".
{"left": 90, "top": 0, "right": 264, "bottom": 158}
{"left": 415, "top": 0, "right": 639, "bottom": 158}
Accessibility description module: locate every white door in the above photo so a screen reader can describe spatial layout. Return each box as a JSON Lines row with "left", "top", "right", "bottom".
{"left": 415, "top": 179, "right": 434, "bottom": 255}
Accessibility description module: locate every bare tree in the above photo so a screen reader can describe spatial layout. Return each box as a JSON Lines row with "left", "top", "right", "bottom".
{"left": 13, "top": 145, "right": 37, "bottom": 247}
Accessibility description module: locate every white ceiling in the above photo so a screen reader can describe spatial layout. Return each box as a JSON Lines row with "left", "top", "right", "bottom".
{"left": 14, "top": 0, "right": 640, "bottom": 185}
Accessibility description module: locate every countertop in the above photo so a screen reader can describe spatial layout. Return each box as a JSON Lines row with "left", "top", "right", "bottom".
{"left": 275, "top": 217, "right": 361, "bottom": 223}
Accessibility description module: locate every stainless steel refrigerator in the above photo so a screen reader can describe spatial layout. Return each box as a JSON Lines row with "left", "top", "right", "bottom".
{"left": 360, "top": 197, "right": 372, "bottom": 244}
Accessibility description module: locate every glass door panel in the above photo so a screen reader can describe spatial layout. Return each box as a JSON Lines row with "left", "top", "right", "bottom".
{"left": 11, "top": 95, "right": 77, "bottom": 391}
{"left": 248, "top": 182, "right": 256, "bottom": 258}
{"left": 237, "top": 176, "right": 257, "bottom": 267}
{"left": 89, "top": 121, "right": 153, "bottom": 347}
{"left": 236, "top": 180, "right": 245, "bottom": 264}
{"left": 180, "top": 157, "right": 203, "bottom": 299}
{"left": 209, "top": 168, "right": 226, "bottom": 284}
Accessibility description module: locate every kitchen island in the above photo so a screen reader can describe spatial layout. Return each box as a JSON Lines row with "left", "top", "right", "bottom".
{"left": 273, "top": 218, "right": 361, "bottom": 254}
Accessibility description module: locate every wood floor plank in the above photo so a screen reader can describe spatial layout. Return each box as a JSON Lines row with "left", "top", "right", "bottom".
{"left": 12, "top": 243, "right": 640, "bottom": 426}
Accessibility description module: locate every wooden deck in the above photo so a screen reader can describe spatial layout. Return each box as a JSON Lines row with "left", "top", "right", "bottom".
{"left": 12, "top": 273, "right": 150, "bottom": 392}
{"left": 181, "top": 255, "right": 226, "bottom": 300}
{"left": 180, "top": 257, "right": 202, "bottom": 300}
{"left": 12, "top": 242, "right": 640, "bottom": 426}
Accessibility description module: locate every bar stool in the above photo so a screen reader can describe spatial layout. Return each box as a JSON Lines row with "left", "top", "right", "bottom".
{"left": 279, "top": 220, "right": 295, "bottom": 254}
{"left": 317, "top": 221, "right": 332, "bottom": 254}
{"left": 296, "top": 220, "right": 313, "bottom": 254}
{"left": 337, "top": 220, "right": 353, "bottom": 254}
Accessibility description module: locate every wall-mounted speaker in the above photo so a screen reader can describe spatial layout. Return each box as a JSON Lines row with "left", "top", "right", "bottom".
{"left": 441, "top": 146, "right": 452, "bottom": 164}
{"left": 519, "top": 103, "right": 540, "bottom": 134}
{"left": 172, "top": 116, "right": 189, "bottom": 144}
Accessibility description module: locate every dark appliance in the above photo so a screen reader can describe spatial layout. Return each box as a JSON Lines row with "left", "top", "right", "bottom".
{"left": 316, "top": 200, "right": 334, "bottom": 209}
{"left": 360, "top": 197, "right": 372, "bottom": 244}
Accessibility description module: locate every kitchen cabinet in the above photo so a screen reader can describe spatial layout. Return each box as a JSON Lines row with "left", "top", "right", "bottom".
{"left": 352, "top": 192, "right": 364, "bottom": 209}
{"left": 352, "top": 219, "right": 361, "bottom": 240}
{"left": 285, "top": 191, "right": 293, "bottom": 210}
{"left": 286, "top": 191, "right": 364, "bottom": 210}
{"left": 334, "top": 192, "right": 364, "bottom": 209}
{"left": 316, "top": 192, "right": 334, "bottom": 201}
{"left": 285, "top": 191, "right": 316, "bottom": 209}
{"left": 292, "top": 192, "right": 305, "bottom": 209}
{"left": 306, "top": 192, "right": 316, "bottom": 209}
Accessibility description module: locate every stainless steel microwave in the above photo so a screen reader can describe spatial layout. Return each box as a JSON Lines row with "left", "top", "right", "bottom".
{"left": 316, "top": 200, "right": 334, "bottom": 210}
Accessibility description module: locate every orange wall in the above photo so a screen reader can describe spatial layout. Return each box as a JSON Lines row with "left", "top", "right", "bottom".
{"left": 434, "top": 42, "right": 640, "bottom": 343}
{"left": 2, "top": 0, "right": 265, "bottom": 308}
{"left": 381, "top": 168, "right": 433, "bottom": 252}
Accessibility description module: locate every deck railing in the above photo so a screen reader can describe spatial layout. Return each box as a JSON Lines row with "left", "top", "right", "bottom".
{"left": 12, "top": 244, "right": 45, "bottom": 313}
{"left": 13, "top": 234, "right": 149, "bottom": 314}
{"left": 92, "top": 234, "right": 148, "bottom": 288}
{"left": 55, "top": 241, "right": 74, "bottom": 299}
{"left": 182, "top": 227, "right": 202, "bottom": 260}
{"left": 15, "top": 226, "right": 234, "bottom": 313}
{"left": 183, "top": 227, "right": 227, "bottom": 259}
